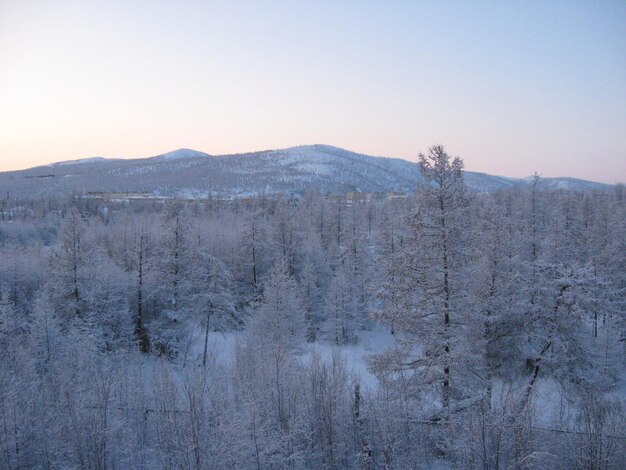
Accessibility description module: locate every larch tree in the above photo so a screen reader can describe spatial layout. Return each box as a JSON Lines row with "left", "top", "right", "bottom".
{"left": 245, "top": 256, "right": 306, "bottom": 430}
{"left": 134, "top": 225, "right": 150, "bottom": 352}
{"left": 324, "top": 265, "right": 351, "bottom": 345}
{"left": 417, "top": 145, "right": 470, "bottom": 416}
{"left": 249, "top": 256, "right": 306, "bottom": 355}
{"left": 382, "top": 145, "right": 471, "bottom": 419}
{"left": 371, "top": 203, "right": 411, "bottom": 336}
{"left": 189, "top": 250, "right": 239, "bottom": 366}
{"left": 47, "top": 207, "right": 90, "bottom": 321}
{"left": 150, "top": 202, "right": 193, "bottom": 356}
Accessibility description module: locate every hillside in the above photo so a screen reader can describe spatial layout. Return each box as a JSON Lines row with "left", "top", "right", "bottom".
{"left": 0, "top": 145, "right": 609, "bottom": 199}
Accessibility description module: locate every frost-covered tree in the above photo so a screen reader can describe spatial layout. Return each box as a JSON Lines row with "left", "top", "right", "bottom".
{"left": 133, "top": 226, "right": 150, "bottom": 352}
{"left": 248, "top": 256, "right": 306, "bottom": 354}
{"left": 46, "top": 207, "right": 90, "bottom": 320}
{"left": 157, "top": 202, "right": 192, "bottom": 315}
{"left": 0, "top": 172, "right": 624, "bottom": 469}
{"left": 149, "top": 202, "right": 193, "bottom": 355}
{"left": 384, "top": 145, "right": 472, "bottom": 418}
{"left": 324, "top": 265, "right": 354, "bottom": 344}
{"left": 189, "top": 250, "right": 239, "bottom": 366}
{"left": 371, "top": 203, "right": 411, "bottom": 336}
{"left": 416, "top": 146, "right": 469, "bottom": 407}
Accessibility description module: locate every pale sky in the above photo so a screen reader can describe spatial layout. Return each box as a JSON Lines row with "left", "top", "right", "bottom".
{"left": 0, "top": 0, "right": 624, "bottom": 182}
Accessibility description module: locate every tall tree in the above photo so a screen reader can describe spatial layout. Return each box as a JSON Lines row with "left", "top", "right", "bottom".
{"left": 372, "top": 146, "right": 471, "bottom": 420}
{"left": 134, "top": 227, "right": 150, "bottom": 352}
{"left": 47, "top": 207, "right": 90, "bottom": 320}
{"left": 189, "top": 250, "right": 239, "bottom": 366}
{"left": 415, "top": 145, "right": 469, "bottom": 415}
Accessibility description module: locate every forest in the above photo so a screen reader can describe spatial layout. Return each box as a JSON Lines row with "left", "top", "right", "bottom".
{"left": 0, "top": 147, "right": 624, "bottom": 469}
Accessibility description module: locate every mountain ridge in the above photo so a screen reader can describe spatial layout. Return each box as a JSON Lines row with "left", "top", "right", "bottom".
{"left": 0, "top": 145, "right": 611, "bottom": 200}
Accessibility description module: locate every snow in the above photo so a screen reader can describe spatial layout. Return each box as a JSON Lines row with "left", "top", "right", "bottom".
{"left": 301, "top": 326, "right": 396, "bottom": 390}
{"left": 532, "top": 378, "right": 572, "bottom": 426}
{"left": 2, "top": 144, "right": 609, "bottom": 202}
{"left": 155, "top": 148, "right": 211, "bottom": 160}
{"left": 184, "top": 324, "right": 396, "bottom": 391}
{"left": 54, "top": 157, "right": 110, "bottom": 166}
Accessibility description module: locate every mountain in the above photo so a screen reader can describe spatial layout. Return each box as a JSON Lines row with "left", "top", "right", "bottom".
{"left": 155, "top": 148, "right": 212, "bottom": 160}
{"left": 53, "top": 157, "right": 112, "bottom": 166}
{"left": 0, "top": 144, "right": 610, "bottom": 200}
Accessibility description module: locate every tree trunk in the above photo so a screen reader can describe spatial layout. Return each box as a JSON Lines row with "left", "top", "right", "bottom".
{"left": 203, "top": 309, "right": 212, "bottom": 367}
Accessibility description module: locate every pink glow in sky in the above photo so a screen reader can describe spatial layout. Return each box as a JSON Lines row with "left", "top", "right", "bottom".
{"left": 0, "top": 0, "right": 625, "bottom": 182}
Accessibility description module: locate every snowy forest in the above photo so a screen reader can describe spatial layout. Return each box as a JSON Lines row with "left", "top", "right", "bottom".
{"left": 0, "top": 147, "right": 624, "bottom": 469}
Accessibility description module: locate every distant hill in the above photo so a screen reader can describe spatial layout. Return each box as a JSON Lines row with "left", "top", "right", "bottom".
{"left": 0, "top": 145, "right": 610, "bottom": 200}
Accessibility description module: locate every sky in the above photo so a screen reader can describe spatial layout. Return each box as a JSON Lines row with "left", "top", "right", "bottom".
{"left": 0, "top": 0, "right": 624, "bottom": 183}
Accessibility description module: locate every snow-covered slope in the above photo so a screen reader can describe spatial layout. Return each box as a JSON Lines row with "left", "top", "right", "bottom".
{"left": 53, "top": 157, "right": 112, "bottom": 166}
{"left": 0, "top": 144, "right": 610, "bottom": 199}
{"left": 155, "top": 148, "right": 212, "bottom": 160}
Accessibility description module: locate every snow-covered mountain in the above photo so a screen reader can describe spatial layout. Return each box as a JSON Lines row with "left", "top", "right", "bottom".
{"left": 0, "top": 144, "right": 610, "bottom": 199}
{"left": 53, "top": 157, "right": 113, "bottom": 166}
{"left": 155, "top": 148, "right": 212, "bottom": 160}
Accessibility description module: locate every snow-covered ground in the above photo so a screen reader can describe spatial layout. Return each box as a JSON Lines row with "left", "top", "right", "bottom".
{"left": 182, "top": 324, "right": 396, "bottom": 391}
{"left": 177, "top": 323, "right": 626, "bottom": 419}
